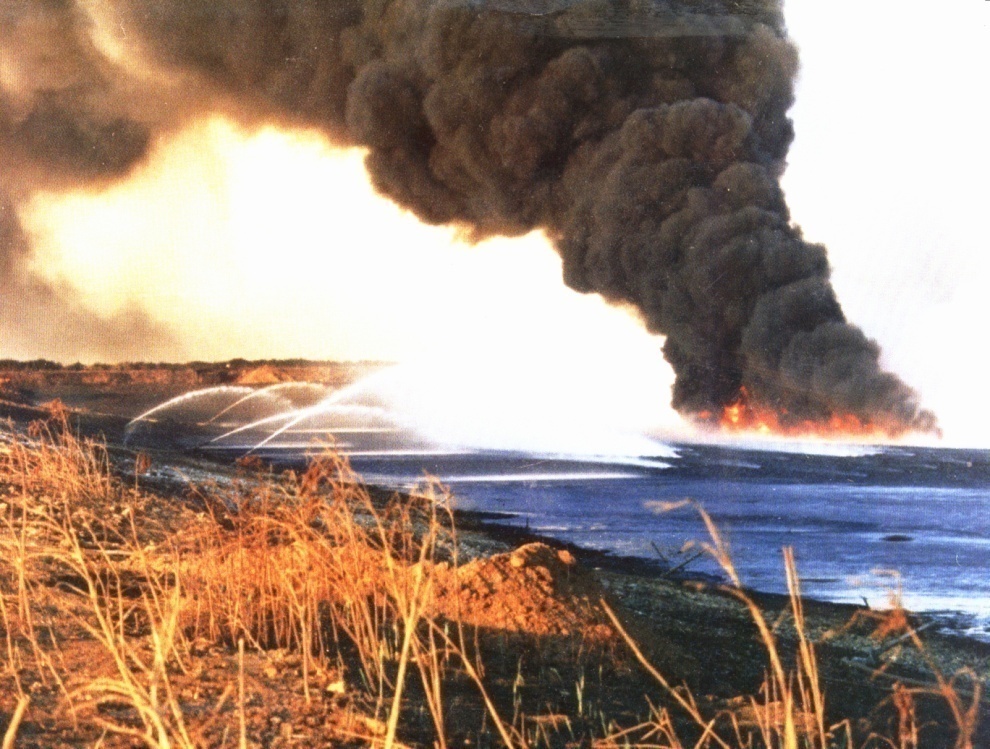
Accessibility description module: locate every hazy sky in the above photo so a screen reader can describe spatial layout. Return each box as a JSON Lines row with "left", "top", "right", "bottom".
{"left": 780, "top": 1, "right": 990, "bottom": 446}
{"left": 15, "top": 1, "right": 990, "bottom": 446}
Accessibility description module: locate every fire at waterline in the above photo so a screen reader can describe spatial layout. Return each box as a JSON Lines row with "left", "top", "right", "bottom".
{"left": 0, "top": 0, "right": 938, "bottom": 439}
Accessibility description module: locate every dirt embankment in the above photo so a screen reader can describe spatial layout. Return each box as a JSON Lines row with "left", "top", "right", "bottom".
{"left": 0, "top": 359, "right": 386, "bottom": 392}
{"left": 0, "top": 360, "right": 388, "bottom": 418}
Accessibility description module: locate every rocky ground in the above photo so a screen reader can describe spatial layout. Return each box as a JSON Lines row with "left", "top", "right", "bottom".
{"left": 0, "top": 361, "right": 987, "bottom": 748}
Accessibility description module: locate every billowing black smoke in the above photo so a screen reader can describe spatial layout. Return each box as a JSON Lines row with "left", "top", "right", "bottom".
{"left": 1, "top": 0, "right": 937, "bottom": 434}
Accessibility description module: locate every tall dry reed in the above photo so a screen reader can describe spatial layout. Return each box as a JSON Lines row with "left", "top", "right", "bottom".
{"left": 0, "top": 416, "right": 980, "bottom": 749}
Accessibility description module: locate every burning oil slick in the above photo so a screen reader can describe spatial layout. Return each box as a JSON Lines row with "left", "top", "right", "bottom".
{"left": 0, "top": 0, "right": 937, "bottom": 437}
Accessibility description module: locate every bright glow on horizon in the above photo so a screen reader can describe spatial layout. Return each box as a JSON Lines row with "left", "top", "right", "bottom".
{"left": 22, "top": 117, "right": 683, "bottom": 441}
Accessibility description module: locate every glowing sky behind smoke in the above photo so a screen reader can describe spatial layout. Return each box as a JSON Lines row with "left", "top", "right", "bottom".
{"left": 10, "top": 1, "right": 990, "bottom": 446}
{"left": 781, "top": 2, "right": 990, "bottom": 447}
{"left": 21, "top": 121, "right": 680, "bottom": 441}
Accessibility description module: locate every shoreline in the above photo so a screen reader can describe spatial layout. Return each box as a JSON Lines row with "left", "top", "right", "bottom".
{"left": 451, "top": 503, "right": 990, "bottom": 647}
{"left": 5, "top": 393, "right": 989, "bottom": 643}
{"left": 2, "top": 383, "right": 989, "bottom": 746}
{"left": 5, "top": 393, "right": 988, "bottom": 644}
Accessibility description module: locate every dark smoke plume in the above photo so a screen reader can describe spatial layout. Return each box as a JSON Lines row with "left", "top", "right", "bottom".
{"left": 1, "top": 0, "right": 180, "bottom": 360}
{"left": 1, "top": 0, "right": 936, "bottom": 434}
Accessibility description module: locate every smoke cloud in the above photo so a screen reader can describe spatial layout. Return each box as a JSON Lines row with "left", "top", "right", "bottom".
{"left": 0, "top": 0, "right": 182, "bottom": 360}
{"left": 0, "top": 190, "right": 174, "bottom": 362}
{"left": 0, "top": 0, "right": 936, "bottom": 434}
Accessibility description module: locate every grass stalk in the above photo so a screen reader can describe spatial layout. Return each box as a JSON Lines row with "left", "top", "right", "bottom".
{"left": 0, "top": 416, "right": 982, "bottom": 749}
{"left": 2, "top": 696, "right": 29, "bottom": 749}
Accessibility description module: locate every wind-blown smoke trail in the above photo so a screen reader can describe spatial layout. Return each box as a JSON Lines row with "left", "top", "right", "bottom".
{"left": 0, "top": 0, "right": 937, "bottom": 435}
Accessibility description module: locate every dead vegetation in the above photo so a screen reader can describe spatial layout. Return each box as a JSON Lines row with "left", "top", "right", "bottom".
{"left": 0, "top": 413, "right": 984, "bottom": 748}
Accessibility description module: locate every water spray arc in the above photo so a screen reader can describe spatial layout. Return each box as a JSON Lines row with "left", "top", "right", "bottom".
{"left": 202, "top": 382, "right": 329, "bottom": 425}
{"left": 124, "top": 365, "right": 678, "bottom": 461}
{"left": 124, "top": 374, "right": 423, "bottom": 456}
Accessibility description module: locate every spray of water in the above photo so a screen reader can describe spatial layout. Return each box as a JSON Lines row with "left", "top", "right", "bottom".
{"left": 125, "top": 364, "right": 677, "bottom": 459}
{"left": 203, "top": 382, "right": 329, "bottom": 424}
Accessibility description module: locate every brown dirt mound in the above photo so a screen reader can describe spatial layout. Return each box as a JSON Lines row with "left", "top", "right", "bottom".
{"left": 431, "top": 542, "right": 615, "bottom": 642}
{"left": 235, "top": 364, "right": 286, "bottom": 385}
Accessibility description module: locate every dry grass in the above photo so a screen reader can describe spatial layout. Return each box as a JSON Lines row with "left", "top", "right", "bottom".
{"left": 0, "top": 415, "right": 982, "bottom": 748}
{"left": 0, "top": 416, "right": 512, "bottom": 747}
{"left": 598, "top": 502, "right": 982, "bottom": 749}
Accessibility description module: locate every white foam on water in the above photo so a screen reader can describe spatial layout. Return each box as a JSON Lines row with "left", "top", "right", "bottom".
{"left": 714, "top": 459, "right": 762, "bottom": 469}
{"left": 436, "top": 471, "right": 643, "bottom": 484}
{"left": 694, "top": 434, "right": 886, "bottom": 457}
{"left": 281, "top": 427, "right": 401, "bottom": 435}
{"left": 336, "top": 449, "right": 475, "bottom": 457}
{"left": 899, "top": 594, "right": 990, "bottom": 619}
{"left": 518, "top": 452, "right": 675, "bottom": 468}
{"left": 219, "top": 441, "right": 356, "bottom": 451}
{"left": 827, "top": 588, "right": 990, "bottom": 621}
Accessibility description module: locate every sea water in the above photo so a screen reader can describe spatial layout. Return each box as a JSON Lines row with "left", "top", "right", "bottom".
{"left": 125, "top": 385, "right": 990, "bottom": 640}
{"left": 318, "top": 442, "right": 990, "bottom": 640}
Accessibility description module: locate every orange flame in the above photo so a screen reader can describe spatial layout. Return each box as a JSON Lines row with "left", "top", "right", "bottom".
{"left": 707, "top": 387, "right": 890, "bottom": 440}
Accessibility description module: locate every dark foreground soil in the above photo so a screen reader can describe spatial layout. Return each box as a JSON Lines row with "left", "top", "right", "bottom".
{"left": 0, "top": 361, "right": 987, "bottom": 748}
